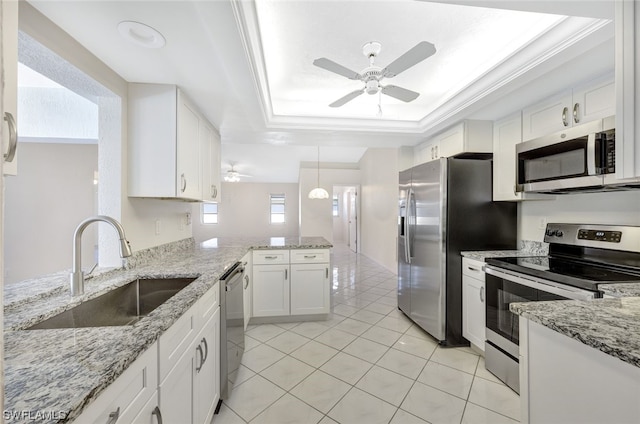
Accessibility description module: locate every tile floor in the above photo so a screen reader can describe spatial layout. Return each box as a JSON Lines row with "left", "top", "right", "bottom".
{"left": 216, "top": 245, "right": 520, "bottom": 424}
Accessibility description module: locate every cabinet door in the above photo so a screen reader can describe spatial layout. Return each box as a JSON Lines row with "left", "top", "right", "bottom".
{"left": 290, "top": 263, "right": 330, "bottom": 315}
{"left": 572, "top": 75, "right": 615, "bottom": 125}
{"left": 242, "top": 252, "right": 253, "bottom": 330}
{"left": 159, "top": 347, "right": 194, "bottom": 424}
{"left": 435, "top": 123, "right": 465, "bottom": 158}
{"left": 131, "top": 391, "right": 161, "bottom": 424}
{"left": 252, "top": 264, "right": 289, "bottom": 317}
{"left": 2, "top": 0, "right": 18, "bottom": 176}
{"left": 522, "top": 91, "right": 573, "bottom": 141}
{"left": 462, "top": 274, "right": 485, "bottom": 351}
{"left": 176, "top": 91, "right": 201, "bottom": 200}
{"left": 194, "top": 308, "right": 220, "bottom": 424}
{"left": 200, "top": 120, "right": 221, "bottom": 202}
{"left": 493, "top": 113, "right": 522, "bottom": 201}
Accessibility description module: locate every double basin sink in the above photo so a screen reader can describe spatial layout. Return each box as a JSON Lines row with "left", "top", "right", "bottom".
{"left": 27, "top": 277, "right": 196, "bottom": 330}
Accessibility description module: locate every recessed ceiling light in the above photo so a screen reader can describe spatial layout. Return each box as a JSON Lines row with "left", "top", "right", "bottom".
{"left": 117, "top": 21, "right": 166, "bottom": 49}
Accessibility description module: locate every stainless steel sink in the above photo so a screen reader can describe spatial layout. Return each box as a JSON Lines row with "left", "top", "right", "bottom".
{"left": 27, "top": 277, "right": 196, "bottom": 330}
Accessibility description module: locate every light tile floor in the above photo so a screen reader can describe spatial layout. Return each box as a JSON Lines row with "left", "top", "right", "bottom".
{"left": 216, "top": 245, "right": 520, "bottom": 424}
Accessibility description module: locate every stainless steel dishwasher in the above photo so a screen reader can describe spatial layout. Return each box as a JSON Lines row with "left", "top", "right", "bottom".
{"left": 216, "top": 261, "right": 245, "bottom": 408}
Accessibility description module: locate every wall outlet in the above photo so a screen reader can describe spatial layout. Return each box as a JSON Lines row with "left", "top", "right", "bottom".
{"left": 155, "top": 219, "right": 161, "bottom": 235}
{"left": 538, "top": 217, "right": 547, "bottom": 230}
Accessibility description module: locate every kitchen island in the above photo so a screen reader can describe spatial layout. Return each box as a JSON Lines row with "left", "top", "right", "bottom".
{"left": 511, "top": 294, "right": 640, "bottom": 423}
{"left": 3, "top": 236, "right": 331, "bottom": 422}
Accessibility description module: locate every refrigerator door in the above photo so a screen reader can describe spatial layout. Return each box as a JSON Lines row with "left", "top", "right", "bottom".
{"left": 397, "top": 169, "right": 412, "bottom": 315}
{"left": 409, "top": 160, "right": 447, "bottom": 341}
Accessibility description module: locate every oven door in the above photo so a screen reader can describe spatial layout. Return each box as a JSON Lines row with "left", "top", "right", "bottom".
{"left": 483, "top": 266, "right": 597, "bottom": 393}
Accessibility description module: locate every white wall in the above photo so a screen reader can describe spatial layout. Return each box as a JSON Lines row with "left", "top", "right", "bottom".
{"left": 299, "top": 165, "right": 360, "bottom": 243}
{"left": 358, "top": 148, "right": 399, "bottom": 273}
{"left": 520, "top": 191, "right": 640, "bottom": 241}
{"left": 4, "top": 143, "right": 97, "bottom": 284}
{"left": 192, "top": 182, "right": 299, "bottom": 241}
{"left": 21, "top": 3, "right": 192, "bottom": 258}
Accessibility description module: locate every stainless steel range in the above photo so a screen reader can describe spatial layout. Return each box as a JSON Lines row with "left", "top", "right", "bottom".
{"left": 484, "top": 224, "right": 640, "bottom": 393}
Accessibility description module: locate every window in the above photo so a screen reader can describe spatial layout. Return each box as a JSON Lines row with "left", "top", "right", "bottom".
{"left": 202, "top": 203, "right": 218, "bottom": 224}
{"left": 332, "top": 195, "right": 339, "bottom": 217}
{"left": 270, "top": 194, "right": 285, "bottom": 224}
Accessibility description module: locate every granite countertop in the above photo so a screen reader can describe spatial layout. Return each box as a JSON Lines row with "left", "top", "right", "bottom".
{"left": 511, "top": 297, "right": 640, "bottom": 369}
{"left": 599, "top": 283, "right": 640, "bottom": 298}
{"left": 461, "top": 240, "right": 549, "bottom": 262}
{"left": 4, "top": 236, "right": 332, "bottom": 422}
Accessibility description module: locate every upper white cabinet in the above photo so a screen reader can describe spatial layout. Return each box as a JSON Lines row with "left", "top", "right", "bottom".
{"left": 492, "top": 113, "right": 552, "bottom": 202}
{"left": 522, "top": 74, "right": 614, "bottom": 142}
{"left": 200, "top": 119, "right": 221, "bottom": 202}
{"left": 615, "top": 0, "right": 640, "bottom": 179}
{"left": 414, "top": 120, "right": 492, "bottom": 166}
{"left": 2, "top": 0, "right": 18, "bottom": 176}
{"left": 129, "top": 83, "right": 221, "bottom": 201}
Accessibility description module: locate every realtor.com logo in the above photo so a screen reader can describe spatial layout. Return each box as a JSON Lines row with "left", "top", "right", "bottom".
{"left": 3, "top": 410, "right": 69, "bottom": 421}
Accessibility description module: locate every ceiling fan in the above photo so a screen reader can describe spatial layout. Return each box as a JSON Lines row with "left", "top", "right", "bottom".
{"left": 313, "top": 41, "right": 436, "bottom": 108}
{"left": 224, "top": 164, "right": 252, "bottom": 182}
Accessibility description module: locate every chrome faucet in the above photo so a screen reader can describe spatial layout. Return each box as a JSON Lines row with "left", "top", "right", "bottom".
{"left": 70, "top": 215, "right": 132, "bottom": 296}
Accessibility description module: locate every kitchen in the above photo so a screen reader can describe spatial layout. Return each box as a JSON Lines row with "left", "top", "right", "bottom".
{"left": 2, "top": 0, "right": 640, "bottom": 423}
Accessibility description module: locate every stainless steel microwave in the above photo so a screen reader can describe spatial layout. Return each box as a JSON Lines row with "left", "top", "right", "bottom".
{"left": 516, "top": 116, "right": 615, "bottom": 193}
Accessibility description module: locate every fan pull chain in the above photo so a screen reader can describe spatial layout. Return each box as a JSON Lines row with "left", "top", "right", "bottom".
{"left": 377, "top": 90, "right": 383, "bottom": 117}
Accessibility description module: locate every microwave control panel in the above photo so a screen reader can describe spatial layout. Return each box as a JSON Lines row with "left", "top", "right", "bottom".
{"left": 577, "top": 229, "right": 622, "bottom": 243}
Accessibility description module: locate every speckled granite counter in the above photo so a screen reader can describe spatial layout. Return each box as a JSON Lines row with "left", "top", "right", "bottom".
{"left": 511, "top": 297, "right": 640, "bottom": 369}
{"left": 461, "top": 240, "right": 549, "bottom": 262}
{"left": 599, "top": 283, "right": 640, "bottom": 298}
{"left": 4, "top": 236, "right": 332, "bottom": 422}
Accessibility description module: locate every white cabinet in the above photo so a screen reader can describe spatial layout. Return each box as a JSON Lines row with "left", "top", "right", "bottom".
{"left": 520, "top": 319, "right": 640, "bottom": 424}
{"left": 252, "top": 248, "right": 331, "bottom": 319}
{"left": 75, "top": 342, "right": 159, "bottom": 423}
{"left": 2, "top": 0, "right": 18, "bottom": 176}
{"left": 128, "top": 83, "right": 209, "bottom": 201}
{"left": 414, "top": 120, "right": 492, "bottom": 165}
{"left": 522, "top": 74, "right": 614, "bottom": 142}
{"left": 615, "top": 0, "right": 640, "bottom": 180}
{"left": 158, "top": 282, "right": 220, "bottom": 423}
{"left": 242, "top": 252, "right": 253, "bottom": 329}
{"left": 492, "top": 113, "right": 552, "bottom": 202}
{"left": 462, "top": 258, "right": 485, "bottom": 352}
{"left": 200, "top": 120, "right": 221, "bottom": 202}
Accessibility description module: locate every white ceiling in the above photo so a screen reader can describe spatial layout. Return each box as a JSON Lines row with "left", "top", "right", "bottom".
{"left": 26, "top": 0, "right": 615, "bottom": 183}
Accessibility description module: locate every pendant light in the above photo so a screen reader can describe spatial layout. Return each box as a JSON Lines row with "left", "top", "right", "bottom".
{"left": 308, "top": 146, "right": 329, "bottom": 199}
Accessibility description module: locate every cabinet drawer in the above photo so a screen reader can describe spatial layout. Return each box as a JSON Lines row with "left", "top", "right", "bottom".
{"left": 159, "top": 306, "right": 197, "bottom": 383}
{"left": 76, "top": 342, "right": 158, "bottom": 422}
{"left": 197, "top": 282, "right": 219, "bottom": 327}
{"left": 462, "top": 258, "right": 485, "bottom": 280}
{"left": 253, "top": 249, "right": 289, "bottom": 265}
{"left": 290, "top": 249, "right": 330, "bottom": 264}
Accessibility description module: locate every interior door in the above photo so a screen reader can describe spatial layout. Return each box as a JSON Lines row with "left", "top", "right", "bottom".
{"left": 348, "top": 189, "right": 358, "bottom": 253}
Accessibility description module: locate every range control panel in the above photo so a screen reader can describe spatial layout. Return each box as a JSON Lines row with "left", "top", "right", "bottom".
{"left": 577, "top": 229, "right": 622, "bottom": 243}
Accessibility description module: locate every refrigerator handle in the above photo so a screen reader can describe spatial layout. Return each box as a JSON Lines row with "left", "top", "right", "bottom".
{"left": 406, "top": 188, "right": 414, "bottom": 263}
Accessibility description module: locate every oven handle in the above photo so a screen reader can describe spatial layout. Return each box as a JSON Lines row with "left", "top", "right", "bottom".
{"left": 485, "top": 266, "right": 597, "bottom": 301}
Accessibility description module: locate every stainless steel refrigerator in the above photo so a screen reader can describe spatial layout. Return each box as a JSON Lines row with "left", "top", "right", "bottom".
{"left": 398, "top": 157, "right": 517, "bottom": 346}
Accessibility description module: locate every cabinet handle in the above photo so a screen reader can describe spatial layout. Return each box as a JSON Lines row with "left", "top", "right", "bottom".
{"left": 326, "top": 267, "right": 329, "bottom": 279}
{"left": 3, "top": 112, "right": 17, "bottom": 163}
{"left": 434, "top": 145, "right": 438, "bottom": 158}
{"left": 195, "top": 344, "right": 203, "bottom": 373}
{"left": 201, "top": 337, "right": 208, "bottom": 366}
{"left": 211, "top": 184, "right": 217, "bottom": 199}
{"left": 573, "top": 103, "right": 580, "bottom": 124}
{"left": 304, "top": 255, "right": 317, "bottom": 259}
{"left": 106, "top": 407, "right": 120, "bottom": 424}
{"left": 285, "top": 268, "right": 288, "bottom": 280}
{"left": 180, "top": 173, "right": 187, "bottom": 192}
{"left": 480, "top": 286, "right": 485, "bottom": 303}
{"left": 244, "top": 275, "right": 250, "bottom": 289}
{"left": 561, "top": 107, "right": 569, "bottom": 126}
{"left": 152, "top": 406, "right": 163, "bottom": 424}
{"left": 468, "top": 266, "right": 480, "bottom": 272}
{"left": 264, "top": 255, "right": 278, "bottom": 260}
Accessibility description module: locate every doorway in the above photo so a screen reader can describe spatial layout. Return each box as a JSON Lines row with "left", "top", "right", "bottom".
{"left": 332, "top": 185, "right": 359, "bottom": 253}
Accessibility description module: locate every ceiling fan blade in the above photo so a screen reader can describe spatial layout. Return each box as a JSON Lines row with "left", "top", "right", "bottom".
{"left": 381, "top": 85, "right": 420, "bottom": 102}
{"left": 313, "top": 58, "right": 362, "bottom": 80}
{"left": 329, "top": 89, "right": 365, "bottom": 107}
{"left": 383, "top": 41, "right": 436, "bottom": 78}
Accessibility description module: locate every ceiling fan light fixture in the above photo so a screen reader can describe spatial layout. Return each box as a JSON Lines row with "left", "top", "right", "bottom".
{"left": 224, "top": 171, "right": 240, "bottom": 182}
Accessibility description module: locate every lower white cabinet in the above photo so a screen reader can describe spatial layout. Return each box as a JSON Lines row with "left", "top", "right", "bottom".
{"left": 159, "top": 347, "right": 193, "bottom": 424}
{"left": 131, "top": 391, "right": 162, "bottom": 423}
{"left": 193, "top": 309, "right": 220, "bottom": 424}
{"left": 242, "top": 252, "right": 253, "bottom": 329}
{"left": 252, "top": 264, "right": 290, "bottom": 317}
{"left": 462, "top": 257, "right": 485, "bottom": 351}
{"left": 290, "top": 263, "right": 330, "bottom": 315}
{"left": 75, "top": 342, "right": 159, "bottom": 423}
{"left": 252, "top": 248, "right": 330, "bottom": 319}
